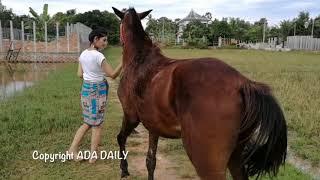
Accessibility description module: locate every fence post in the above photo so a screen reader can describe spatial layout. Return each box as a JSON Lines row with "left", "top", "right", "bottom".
{"left": 218, "top": 36, "right": 222, "bottom": 47}
{"left": 0, "top": 20, "right": 3, "bottom": 52}
{"left": 10, "top": 20, "right": 14, "bottom": 49}
{"left": 33, "top": 21, "right": 36, "bottom": 61}
{"left": 45, "top": 21, "right": 48, "bottom": 53}
{"left": 311, "top": 37, "right": 315, "bottom": 51}
{"left": 77, "top": 23, "right": 80, "bottom": 53}
{"left": 56, "top": 22, "right": 59, "bottom": 53}
{"left": 262, "top": 21, "right": 266, "bottom": 43}
{"left": 67, "top": 22, "right": 70, "bottom": 52}
{"left": 1, "top": 71, "right": 6, "bottom": 99}
{"left": 305, "top": 36, "right": 308, "bottom": 50}
{"left": 21, "top": 21, "right": 25, "bottom": 53}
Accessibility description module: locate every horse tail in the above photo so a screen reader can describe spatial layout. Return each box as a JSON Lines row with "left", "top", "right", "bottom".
{"left": 239, "top": 81, "right": 287, "bottom": 178}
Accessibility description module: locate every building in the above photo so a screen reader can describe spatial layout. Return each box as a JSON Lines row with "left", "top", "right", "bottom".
{"left": 176, "top": 9, "right": 211, "bottom": 43}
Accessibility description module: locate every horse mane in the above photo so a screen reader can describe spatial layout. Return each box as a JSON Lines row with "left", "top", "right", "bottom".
{"left": 125, "top": 8, "right": 164, "bottom": 64}
{"left": 122, "top": 8, "right": 171, "bottom": 98}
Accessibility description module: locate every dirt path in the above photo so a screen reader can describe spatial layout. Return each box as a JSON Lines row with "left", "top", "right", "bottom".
{"left": 287, "top": 147, "right": 320, "bottom": 179}
{"left": 127, "top": 124, "right": 188, "bottom": 180}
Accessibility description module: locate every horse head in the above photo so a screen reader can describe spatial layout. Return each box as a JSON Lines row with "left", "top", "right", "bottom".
{"left": 112, "top": 7, "right": 152, "bottom": 47}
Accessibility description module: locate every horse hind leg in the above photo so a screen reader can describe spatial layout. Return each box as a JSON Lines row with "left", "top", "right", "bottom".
{"left": 181, "top": 132, "right": 231, "bottom": 180}
{"left": 117, "top": 113, "right": 139, "bottom": 178}
{"left": 179, "top": 115, "right": 239, "bottom": 179}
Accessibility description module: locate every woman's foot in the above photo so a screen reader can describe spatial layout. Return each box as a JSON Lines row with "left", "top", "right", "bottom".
{"left": 88, "top": 151, "right": 98, "bottom": 164}
{"left": 68, "top": 148, "right": 83, "bottom": 162}
{"left": 88, "top": 157, "right": 98, "bottom": 164}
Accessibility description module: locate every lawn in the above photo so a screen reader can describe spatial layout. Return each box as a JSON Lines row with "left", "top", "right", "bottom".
{"left": 0, "top": 47, "right": 318, "bottom": 179}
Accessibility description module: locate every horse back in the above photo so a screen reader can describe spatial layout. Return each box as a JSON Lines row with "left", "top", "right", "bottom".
{"left": 140, "top": 57, "right": 246, "bottom": 138}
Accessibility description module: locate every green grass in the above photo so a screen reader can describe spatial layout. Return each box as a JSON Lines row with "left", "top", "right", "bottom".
{"left": 0, "top": 47, "right": 319, "bottom": 179}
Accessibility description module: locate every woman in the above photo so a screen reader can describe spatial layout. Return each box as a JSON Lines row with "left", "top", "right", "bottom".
{"left": 68, "top": 28, "right": 122, "bottom": 163}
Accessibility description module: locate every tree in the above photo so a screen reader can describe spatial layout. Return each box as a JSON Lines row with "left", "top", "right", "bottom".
{"left": 268, "top": 26, "right": 281, "bottom": 38}
{"left": 279, "top": 20, "right": 293, "bottom": 39}
{"left": 0, "top": 1, "right": 5, "bottom": 12}
{"left": 205, "top": 12, "right": 212, "bottom": 20}
{"left": 228, "top": 17, "right": 251, "bottom": 40}
{"left": 145, "top": 16, "right": 159, "bottom": 38}
{"left": 66, "top": 9, "right": 76, "bottom": 16}
{"left": 208, "top": 18, "right": 232, "bottom": 42}
{"left": 182, "top": 20, "right": 209, "bottom": 39}
{"left": 51, "top": 9, "right": 76, "bottom": 27}
{"left": 29, "top": 4, "right": 51, "bottom": 40}
{"left": 293, "top": 11, "right": 312, "bottom": 36}
{"left": 0, "top": 4, "right": 32, "bottom": 31}
{"left": 72, "top": 10, "right": 120, "bottom": 44}
{"left": 245, "top": 25, "right": 262, "bottom": 42}
{"left": 145, "top": 16, "right": 177, "bottom": 43}
{"left": 313, "top": 15, "right": 320, "bottom": 38}
{"left": 0, "top": 6, "right": 15, "bottom": 27}
{"left": 49, "top": 8, "right": 77, "bottom": 39}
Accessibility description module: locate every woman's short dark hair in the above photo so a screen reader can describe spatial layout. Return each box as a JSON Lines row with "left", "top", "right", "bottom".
{"left": 89, "top": 27, "right": 107, "bottom": 44}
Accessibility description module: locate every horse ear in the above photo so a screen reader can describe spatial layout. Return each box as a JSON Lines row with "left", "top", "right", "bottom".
{"left": 138, "top": 9, "right": 152, "bottom": 20}
{"left": 112, "top": 7, "right": 124, "bottom": 19}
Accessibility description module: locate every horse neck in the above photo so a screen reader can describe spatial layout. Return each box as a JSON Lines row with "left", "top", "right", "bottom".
{"left": 122, "top": 46, "right": 167, "bottom": 98}
{"left": 122, "top": 41, "right": 166, "bottom": 70}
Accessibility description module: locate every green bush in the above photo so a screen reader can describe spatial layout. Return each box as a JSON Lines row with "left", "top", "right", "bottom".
{"left": 183, "top": 38, "right": 208, "bottom": 49}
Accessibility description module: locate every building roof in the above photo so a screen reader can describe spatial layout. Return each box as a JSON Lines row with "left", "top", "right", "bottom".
{"left": 178, "top": 9, "right": 210, "bottom": 24}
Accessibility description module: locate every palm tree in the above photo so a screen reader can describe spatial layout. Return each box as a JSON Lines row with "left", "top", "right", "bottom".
{"left": 29, "top": 4, "right": 51, "bottom": 41}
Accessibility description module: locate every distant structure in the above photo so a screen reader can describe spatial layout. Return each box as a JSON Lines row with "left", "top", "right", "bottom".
{"left": 176, "top": 9, "right": 211, "bottom": 43}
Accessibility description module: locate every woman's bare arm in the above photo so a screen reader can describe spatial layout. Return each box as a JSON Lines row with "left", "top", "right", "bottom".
{"left": 101, "top": 60, "right": 122, "bottom": 79}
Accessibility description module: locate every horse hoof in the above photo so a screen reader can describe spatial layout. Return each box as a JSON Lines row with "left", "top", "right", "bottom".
{"left": 121, "top": 172, "right": 130, "bottom": 179}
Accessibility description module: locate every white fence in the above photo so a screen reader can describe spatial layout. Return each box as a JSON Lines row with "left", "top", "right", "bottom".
{"left": 287, "top": 36, "right": 320, "bottom": 51}
{"left": 0, "top": 20, "right": 92, "bottom": 62}
{"left": 0, "top": 20, "right": 91, "bottom": 53}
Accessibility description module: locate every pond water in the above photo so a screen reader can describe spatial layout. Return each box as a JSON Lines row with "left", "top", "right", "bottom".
{"left": 0, "top": 63, "right": 66, "bottom": 100}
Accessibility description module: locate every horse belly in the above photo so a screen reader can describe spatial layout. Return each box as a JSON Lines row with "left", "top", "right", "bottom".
{"left": 139, "top": 66, "right": 182, "bottom": 138}
{"left": 139, "top": 102, "right": 181, "bottom": 139}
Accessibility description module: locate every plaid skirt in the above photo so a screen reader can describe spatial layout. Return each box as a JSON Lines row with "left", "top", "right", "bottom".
{"left": 80, "top": 80, "right": 109, "bottom": 126}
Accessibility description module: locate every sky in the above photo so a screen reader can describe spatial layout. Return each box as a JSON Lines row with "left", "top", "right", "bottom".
{"left": 2, "top": 0, "right": 320, "bottom": 27}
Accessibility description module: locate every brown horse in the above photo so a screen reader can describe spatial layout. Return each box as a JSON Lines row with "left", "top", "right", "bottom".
{"left": 112, "top": 7, "right": 287, "bottom": 180}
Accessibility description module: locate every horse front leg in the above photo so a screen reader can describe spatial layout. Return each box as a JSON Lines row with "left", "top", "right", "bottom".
{"left": 146, "top": 132, "right": 159, "bottom": 180}
{"left": 117, "top": 113, "right": 139, "bottom": 178}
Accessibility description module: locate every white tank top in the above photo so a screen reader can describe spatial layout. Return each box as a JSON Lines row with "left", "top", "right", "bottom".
{"left": 79, "top": 49, "right": 106, "bottom": 82}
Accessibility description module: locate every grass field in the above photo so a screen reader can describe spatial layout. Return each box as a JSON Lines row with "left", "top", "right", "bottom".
{"left": 0, "top": 47, "right": 318, "bottom": 179}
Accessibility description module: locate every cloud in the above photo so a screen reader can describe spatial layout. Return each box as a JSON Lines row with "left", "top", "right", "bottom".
{"left": 2, "top": 0, "right": 320, "bottom": 26}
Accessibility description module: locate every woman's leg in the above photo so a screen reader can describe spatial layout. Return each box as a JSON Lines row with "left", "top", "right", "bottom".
{"left": 69, "top": 123, "right": 90, "bottom": 158}
{"left": 89, "top": 125, "right": 102, "bottom": 163}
